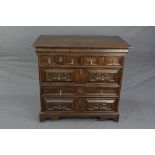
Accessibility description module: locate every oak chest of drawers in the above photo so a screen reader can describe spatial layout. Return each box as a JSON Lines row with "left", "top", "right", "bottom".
{"left": 33, "top": 35, "right": 131, "bottom": 122}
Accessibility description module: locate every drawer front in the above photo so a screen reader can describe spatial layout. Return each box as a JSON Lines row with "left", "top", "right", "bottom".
{"left": 86, "top": 68, "right": 120, "bottom": 83}
{"left": 85, "top": 87, "right": 118, "bottom": 97}
{"left": 40, "top": 68, "right": 86, "bottom": 83}
{"left": 42, "top": 86, "right": 118, "bottom": 97}
{"left": 40, "top": 68, "right": 120, "bottom": 84}
{"left": 41, "top": 68, "right": 76, "bottom": 83}
{"left": 39, "top": 55, "right": 80, "bottom": 66}
{"left": 43, "top": 97, "right": 76, "bottom": 112}
{"left": 82, "top": 98, "right": 117, "bottom": 112}
{"left": 42, "top": 86, "right": 77, "bottom": 97}
{"left": 83, "top": 56, "right": 122, "bottom": 66}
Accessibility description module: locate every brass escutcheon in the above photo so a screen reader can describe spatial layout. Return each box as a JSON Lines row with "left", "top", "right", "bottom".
{"left": 48, "top": 57, "right": 51, "bottom": 64}
{"left": 59, "top": 56, "right": 63, "bottom": 62}
{"left": 101, "top": 57, "right": 104, "bottom": 62}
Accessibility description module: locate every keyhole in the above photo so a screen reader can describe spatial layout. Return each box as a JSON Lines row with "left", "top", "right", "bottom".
{"left": 80, "top": 69, "right": 83, "bottom": 74}
{"left": 101, "top": 57, "right": 104, "bottom": 62}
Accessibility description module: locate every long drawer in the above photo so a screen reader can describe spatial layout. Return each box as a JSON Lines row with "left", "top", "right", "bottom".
{"left": 42, "top": 97, "right": 118, "bottom": 113}
{"left": 40, "top": 67, "right": 121, "bottom": 84}
{"left": 42, "top": 85, "right": 119, "bottom": 97}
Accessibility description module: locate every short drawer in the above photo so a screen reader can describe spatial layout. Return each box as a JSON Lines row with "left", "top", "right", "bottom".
{"left": 83, "top": 56, "right": 123, "bottom": 67}
{"left": 86, "top": 68, "right": 120, "bottom": 84}
{"left": 42, "top": 85, "right": 119, "bottom": 97}
{"left": 85, "top": 86, "right": 118, "bottom": 97}
{"left": 40, "top": 68, "right": 85, "bottom": 83}
{"left": 82, "top": 98, "right": 117, "bottom": 112}
{"left": 42, "top": 86, "right": 77, "bottom": 97}
{"left": 42, "top": 97, "right": 76, "bottom": 112}
{"left": 39, "top": 55, "right": 80, "bottom": 66}
{"left": 40, "top": 68, "right": 77, "bottom": 83}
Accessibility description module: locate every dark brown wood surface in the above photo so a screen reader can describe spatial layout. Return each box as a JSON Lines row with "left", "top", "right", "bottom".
{"left": 33, "top": 35, "right": 132, "bottom": 49}
{"left": 34, "top": 35, "right": 131, "bottom": 122}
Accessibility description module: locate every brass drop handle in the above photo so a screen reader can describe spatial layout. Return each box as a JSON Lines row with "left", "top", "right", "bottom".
{"left": 90, "top": 60, "right": 93, "bottom": 65}
{"left": 57, "top": 74, "right": 61, "bottom": 80}
{"left": 59, "top": 90, "right": 62, "bottom": 96}
{"left": 71, "top": 59, "right": 74, "bottom": 65}
{"left": 100, "top": 90, "right": 103, "bottom": 95}
{"left": 48, "top": 57, "right": 51, "bottom": 64}
{"left": 101, "top": 75, "right": 104, "bottom": 81}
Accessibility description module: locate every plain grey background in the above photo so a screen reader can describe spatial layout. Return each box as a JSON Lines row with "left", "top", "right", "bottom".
{"left": 0, "top": 26, "right": 154, "bottom": 129}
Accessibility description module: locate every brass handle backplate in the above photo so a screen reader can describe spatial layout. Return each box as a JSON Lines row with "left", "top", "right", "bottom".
{"left": 59, "top": 90, "right": 62, "bottom": 96}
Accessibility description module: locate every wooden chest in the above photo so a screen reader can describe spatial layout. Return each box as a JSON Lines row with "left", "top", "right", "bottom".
{"left": 33, "top": 35, "right": 131, "bottom": 122}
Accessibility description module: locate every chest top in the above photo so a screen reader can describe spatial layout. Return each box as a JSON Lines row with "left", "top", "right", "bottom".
{"left": 33, "top": 35, "right": 132, "bottom": 49}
